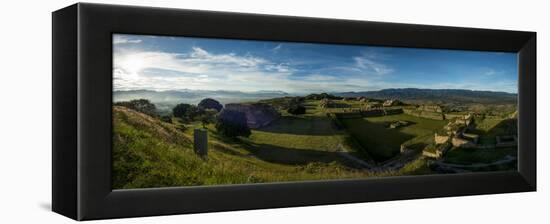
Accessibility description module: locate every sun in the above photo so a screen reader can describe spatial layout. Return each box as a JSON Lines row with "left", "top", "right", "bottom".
{"left": 118, "top": 54, "right": 146, "bottom": 75}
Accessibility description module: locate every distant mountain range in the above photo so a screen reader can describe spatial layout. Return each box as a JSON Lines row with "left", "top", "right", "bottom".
{"left": 114, "top": 88, "right": 517, "bottom": 108}
{"left": 335, "top": 88, "right": 517, "bottom": 104}
{"left": 114, "top": 89, "right": 290, "bottom": 106}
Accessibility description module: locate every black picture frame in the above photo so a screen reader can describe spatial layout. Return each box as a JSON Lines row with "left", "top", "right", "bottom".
{"left": 52, "top": 3, "right": 536, "bottom": 221}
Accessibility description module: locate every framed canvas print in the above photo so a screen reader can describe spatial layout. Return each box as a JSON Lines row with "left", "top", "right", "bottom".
{"left": 52, "top": 3, "right": 536, "bottom": 221}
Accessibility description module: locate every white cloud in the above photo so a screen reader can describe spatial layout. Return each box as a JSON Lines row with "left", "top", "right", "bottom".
{"left": 114, "top": 46, "right": 378, "bottom": 93}
{"left": 303, "top": 74, "right": 336, "bottom": 82}
{"left": 113, "top": 36, "right": 142, "bottom": 44}
{"left": 271, "top": 44, "right": 282, "bottom": 53}
{"left": 113, "top": 46, "right": 515, "bottom": 94}
{"left": 353, "top": 56, "right": 394, "bottom": 75}
{"left": 265, "top": 63, "right": 291, "bottom": 73}
{"left": 114, "top": 47, "right": 299, "bottom": 92}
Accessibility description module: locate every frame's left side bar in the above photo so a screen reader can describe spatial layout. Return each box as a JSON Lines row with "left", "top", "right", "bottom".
{"left": 52, "top": 4, "right": 79, "bottom": 220}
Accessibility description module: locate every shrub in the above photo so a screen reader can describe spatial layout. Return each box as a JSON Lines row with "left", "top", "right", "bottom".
{"left": 199, "top": 110, "right": 217, "bottom": 128}
{"left": 286, "top": 97, "right": 306, "bottom": 115}
{"left": 114, "top": 99, "right": 157, "bottom": 116}
{"left": 304, "top": 93, "right": 342, "bottom": 100}
{"left": 172, "top": 103, "right": 200, "bottom": 121}
{"left": 160, "top": 115, "right": 172, "bottom": 123}
{"left": 287, "top": 104, "right": 306, "bottom": 115}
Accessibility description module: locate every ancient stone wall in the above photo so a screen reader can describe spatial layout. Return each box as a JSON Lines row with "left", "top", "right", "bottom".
{"left": 332, "top": 108, "right": 403, "bottom": 119}
{"left": 403, "top": 106, "right": 445, "bottom": 120}
{"left": 419, "top": 105, "right": 443, "bottom": 112}
{"left": 434, "top": 133, "right": 450, "bottom": 144}
{"left": 334, "top": 112, "right": 362, "bottom": 119}
{"left": 451, "top": 137, "right": 476, "bottom": 148}
{"left": 443, "top": 113, "right": 464, "bottom": 120}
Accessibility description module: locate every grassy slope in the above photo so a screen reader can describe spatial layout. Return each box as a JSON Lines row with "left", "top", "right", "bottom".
{"left": 113, "top": 106, "right": 388, "bottom": 189}
{"left": 470, "top": 117, "right": 515, "bottom": 145}
{"left": 342, "top": 114, "right": 447, "bottom": 161}
{"left": 444, "top": 147, "right": 517, "bottom": 165}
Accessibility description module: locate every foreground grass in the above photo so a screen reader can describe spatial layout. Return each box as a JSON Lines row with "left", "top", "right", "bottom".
{"left": 113, "top": 106, "right": 392, "bottom": 189}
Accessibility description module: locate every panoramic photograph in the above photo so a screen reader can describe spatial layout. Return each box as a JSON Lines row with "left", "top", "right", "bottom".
{"left": 112, "top": 34, "right": 518, "bottom": 189}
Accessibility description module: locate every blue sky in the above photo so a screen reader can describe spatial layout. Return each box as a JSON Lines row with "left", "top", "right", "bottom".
{"left": 113, "top": 34, "right": 518, "bottom": 94}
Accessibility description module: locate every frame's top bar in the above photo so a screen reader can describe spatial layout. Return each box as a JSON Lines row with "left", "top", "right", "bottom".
{"left": 76, "top": 2, "right": 535, "bottom": 52}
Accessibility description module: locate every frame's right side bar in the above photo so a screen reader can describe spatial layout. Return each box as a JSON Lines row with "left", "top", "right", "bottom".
{"left": 518, "top": 33, "right": 537, "bottom": 190}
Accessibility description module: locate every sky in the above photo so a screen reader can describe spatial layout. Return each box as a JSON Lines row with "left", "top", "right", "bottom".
{"left": 113, "top": 34, "right": 518, "bottom": 94}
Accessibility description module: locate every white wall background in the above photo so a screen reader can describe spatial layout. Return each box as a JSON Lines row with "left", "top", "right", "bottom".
{"left": 0, "top": 0, "right": 547, "bottom": 223}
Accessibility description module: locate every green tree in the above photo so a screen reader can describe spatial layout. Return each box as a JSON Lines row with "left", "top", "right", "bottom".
{"left": 160, "top": 115, "right": 172, "bottom": 123}
{"left": 287, "top": 104, "right": 306, "bottom": 115}
{"left": 286, "top": 97, "right": 306, "bottom": 115}
{"left": 172, "top": 103, "right": 200, "bottom": 121}
{"left": 199, "top": 110, "right": 217, "bottom": 128}
{"left": 198, "top": 98, "right": 223, "bottom": 112}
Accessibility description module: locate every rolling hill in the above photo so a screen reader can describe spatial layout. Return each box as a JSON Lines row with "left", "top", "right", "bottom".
{"left": 112, "top": 106, "right": 383, "bottom": 189}
{"left": 336, "top": 88, "right": 517, "bottom": 104}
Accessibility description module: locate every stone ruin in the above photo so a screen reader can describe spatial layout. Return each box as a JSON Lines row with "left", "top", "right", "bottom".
{"left": 403, "top": 104, "right": 445, "bottom": 120}
{"left": 365, "top": 102, "right": 383, "bottom": 110}
{"left": 382, "top": 99, "right": 402, "bottom": 107}
{"left": 319, "top": 98, "right": 331, "bottom": 108}
{"left": 389, "top": 120, "right": 409, "bottom": 129}
{"left": 451, "top": 136, "right": 476, "bottom": 148}
{"left": 319, "top": 98, "right": 349, "bottom": 109}
{"left": 439, "top": 114, "right": 478, "bottom": 147}
{"left": 422, "top": 143, "right": 451, "bottom": 159}
{"left": 421, "top": 114, "right": 480, "bottom": 158}
{"left": 419, "top": 105, "right": 443, "bottom": 113}
{"left": 225, "top": 103, "right": 280, "bottom": 129}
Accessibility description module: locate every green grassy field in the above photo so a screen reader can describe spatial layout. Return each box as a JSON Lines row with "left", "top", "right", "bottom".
{"left": 113, "top": 106, "right": 385, "bottom": 189}
{"left": 444, "top": 147, "right": 517, "bottom": 165}
{"left": 341, "top": 114, "right": 447, "bottom": 162}
{"left": 112, "top": 95, "right": 516, "bottom": 189}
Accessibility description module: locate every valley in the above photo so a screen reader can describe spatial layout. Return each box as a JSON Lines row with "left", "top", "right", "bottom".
{"left": 113, "top": 88, "right": 518, "bottom": 189}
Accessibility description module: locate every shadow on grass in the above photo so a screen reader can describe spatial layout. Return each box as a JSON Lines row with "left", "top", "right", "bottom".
{"left": 341, "top": 118, "right": 414, "bottom": 162}
{"left": 406, "top": 142, "right": 428, "bottom": 151}
{"left": 470, "top": 118, "right": 517, "bottom": 136}
{"left": 468, "top": 118, "right": 518, "bottom": 146}
{"left": 255, "top": 116, "right": 337, "bottom": 136}
{"left": 237, "top": 141, "right": 359, "bottom": 168}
